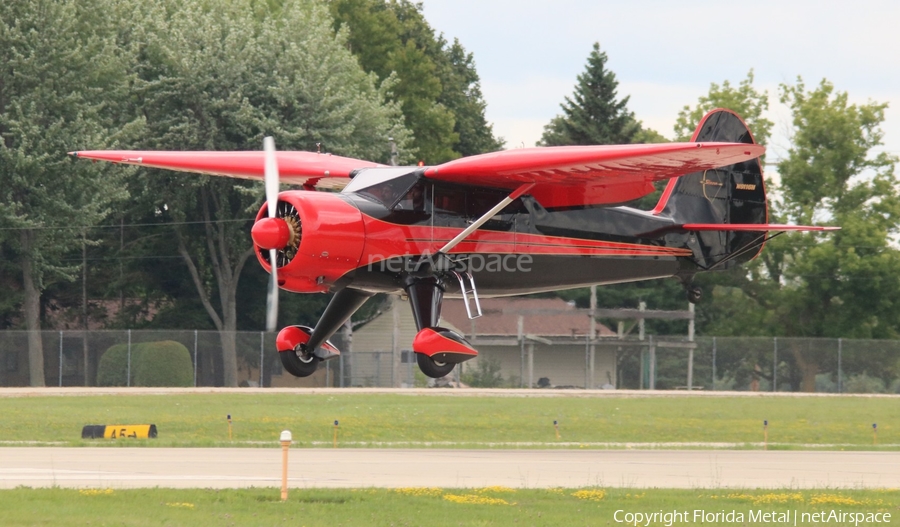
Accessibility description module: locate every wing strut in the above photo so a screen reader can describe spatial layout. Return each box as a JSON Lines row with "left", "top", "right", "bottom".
{"left": 437, "top": 182, "right": 534, "bottom": 255}
{"left": 423, "top": 182, "right": 533, "bottom": 320}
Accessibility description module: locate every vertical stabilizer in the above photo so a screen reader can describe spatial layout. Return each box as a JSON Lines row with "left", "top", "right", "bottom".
{"left": 653, "top": 109, "right": 769, "bottom": 267}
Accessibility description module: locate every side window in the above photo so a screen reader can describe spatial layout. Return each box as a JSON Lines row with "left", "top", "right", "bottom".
{"left": 433, "top": 184, "right": 467, "bottom": 217}
{"left": 432, "top": 182, "right": 521, "bottom": 231}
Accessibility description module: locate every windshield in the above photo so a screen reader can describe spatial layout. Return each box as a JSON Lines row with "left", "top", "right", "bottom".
{"left": 342, "top": 168, "right": 420, "bottom": 207}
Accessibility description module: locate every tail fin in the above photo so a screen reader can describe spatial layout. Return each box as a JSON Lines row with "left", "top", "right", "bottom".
{"left": 653, "top": 109, "right": 769, "bottom": 267}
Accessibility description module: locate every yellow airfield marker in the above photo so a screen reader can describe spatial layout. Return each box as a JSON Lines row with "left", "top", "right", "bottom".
{"left": 227, "top": 414, "right": 233, "bottom": 441}
{"left": 554, "top": 420, "right": 561, "bottom": 440}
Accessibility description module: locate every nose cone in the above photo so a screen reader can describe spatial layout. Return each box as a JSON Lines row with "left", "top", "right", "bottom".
{"left": 252, "top": 217, "right": 291, "bottom": 250}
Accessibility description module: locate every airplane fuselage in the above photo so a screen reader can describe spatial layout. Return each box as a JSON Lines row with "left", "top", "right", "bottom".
{"left": 256, "top": 172, "right": 708, "bottom": 298}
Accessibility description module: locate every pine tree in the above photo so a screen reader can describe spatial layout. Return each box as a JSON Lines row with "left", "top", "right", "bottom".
{"left": 540, "top": 43, "right": 639, "bottom": 146}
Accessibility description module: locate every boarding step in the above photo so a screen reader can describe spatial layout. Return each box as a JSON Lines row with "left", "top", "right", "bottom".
{"left": 452, "top": 270, "right": 482, "bottom": 319}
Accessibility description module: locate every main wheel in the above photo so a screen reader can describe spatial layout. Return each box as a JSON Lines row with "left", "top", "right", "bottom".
{"left": 416, "top": 353, "right": 455, "bottom": 378}
{"left": 280, "top": 347, "right": 320, "bottom": 377}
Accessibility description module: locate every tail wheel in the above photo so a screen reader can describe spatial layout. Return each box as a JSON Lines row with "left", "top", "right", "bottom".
{"left": 416, "top": 352, "right": 455, "bottom": 379}
{"left": 687, "top": 285, "right": 702, "bottom": 304}
{"left": 280, "top": 347, "right": 320, "bottom": 378}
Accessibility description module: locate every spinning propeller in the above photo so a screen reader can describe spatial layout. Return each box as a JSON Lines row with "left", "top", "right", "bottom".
{"left": 250, "top": 137, "right": 283, "bottom": 332}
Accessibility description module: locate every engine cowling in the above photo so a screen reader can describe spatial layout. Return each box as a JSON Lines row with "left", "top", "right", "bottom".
{"left": 252, "top": 191, "right": 365, "bottom": 293}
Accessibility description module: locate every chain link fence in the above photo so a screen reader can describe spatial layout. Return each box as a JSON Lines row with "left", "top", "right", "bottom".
{"left": 0, "top": 330, "right": 898, "bottom": 392}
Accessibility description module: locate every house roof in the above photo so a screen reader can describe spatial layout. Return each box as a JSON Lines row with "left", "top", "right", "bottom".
{"left": 441, "top": 297, "right": 615, "bottom": 338}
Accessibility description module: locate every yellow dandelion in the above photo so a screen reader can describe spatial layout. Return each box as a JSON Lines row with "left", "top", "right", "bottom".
{"left": 79, "top": 489, "right": 114, "bottom": 496}
{"left": 165, "top": 502, "right": 195, "bottom": 509}
{"left": 572, "top": 489, "right": 606, "bottom": 502}
{"left": 443, "top": 494, "right": 511, "bottom": 505}
{"left": 474, "top": 486, "right": 516, "bottom": 494}
{"left": 393, "top": 487, "right": 443, "bottom": 498}
{"left": 808, "top": 494, "right": 863, "bottom": 506}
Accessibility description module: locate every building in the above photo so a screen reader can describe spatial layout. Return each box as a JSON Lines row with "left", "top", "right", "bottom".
{"left": 351, "top": 296, "right": 617, "bottom": 388}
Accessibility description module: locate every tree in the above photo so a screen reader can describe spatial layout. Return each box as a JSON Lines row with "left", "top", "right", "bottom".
{"left": 435, "top": 39, "right": 504, "bottom": 156}
{"left": 539, "top": 43, "right": 641, "bottom": 147}
{"left": 0, "top": 0, "right": 134, "bottom": 385}
{"left": 329, "top": 0, "right": 502, "bottom": 161}
{"left": 771, "top": 78, "right": 900, "bottom": 390}
{"left": 673, "top": 70, "right": 773, "bottom": 144}
{"left": 121, "top": 0, "right": 409, "bottom": 386}
{"left": 673, "top": 74, "right": 900, "bottom": 391}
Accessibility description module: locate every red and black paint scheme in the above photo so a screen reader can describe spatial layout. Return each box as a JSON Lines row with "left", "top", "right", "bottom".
{"left": 70, "top": 109, "right": 837, "bottom": 379}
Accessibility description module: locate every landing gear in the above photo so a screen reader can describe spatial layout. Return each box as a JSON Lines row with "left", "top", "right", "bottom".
{"left": 274, "top": 288, "right": 373, "bottom": 379}
{"left": 405, "top": 276, "right": 478, "bottom": 378}
{"left": 280, "top": 347, "right": 320, "bottom": 377}
{"left": 416, "top": 353, "right": 455, "bottom": 378}
{"left": 687, "top": 285, "right": 702, "bottom": 304}
{"left": 677, "top": 274, "right": 702, "bottom": 304}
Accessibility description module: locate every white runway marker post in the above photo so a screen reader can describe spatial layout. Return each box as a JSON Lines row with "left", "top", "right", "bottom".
{"left": 280, "top": 430, "right": 292, "bottom": 501}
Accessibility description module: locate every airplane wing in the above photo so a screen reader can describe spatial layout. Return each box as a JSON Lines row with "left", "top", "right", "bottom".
{"left": 68, "top": 150, "right": 384, "bottom": 189}
{"left": 424, "top": 142, "right": 765, "bottom": 208}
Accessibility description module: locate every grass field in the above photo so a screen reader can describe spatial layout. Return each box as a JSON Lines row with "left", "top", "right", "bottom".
{"left": 0, "top": 391, "right": 897, "bottom": 449}
{"left": 1, "top": 487, "right": 897, "bottom": 526}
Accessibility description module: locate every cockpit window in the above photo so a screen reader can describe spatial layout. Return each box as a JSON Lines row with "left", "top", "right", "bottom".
{"left": 342, "top": 168, "right": 420, "bottom": 208}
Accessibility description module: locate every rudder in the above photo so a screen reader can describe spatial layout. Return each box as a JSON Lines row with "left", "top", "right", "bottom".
{"left": 653, "top": 109, "right": 769, "bottom": 268}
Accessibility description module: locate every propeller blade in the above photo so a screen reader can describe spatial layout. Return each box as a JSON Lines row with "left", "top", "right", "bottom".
{"left": 263, "top": 137, "right": 280, "bottom": 332}
{"left": 264, "top": 136, "right": 279, "bottom": 218}
{"left": 266, "top": 249, "right": 279, "bottom": 332}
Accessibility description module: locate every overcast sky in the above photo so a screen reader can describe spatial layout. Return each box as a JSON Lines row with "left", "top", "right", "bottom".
{"left": 420, "top": 0, "right": 900, "bottom": 164}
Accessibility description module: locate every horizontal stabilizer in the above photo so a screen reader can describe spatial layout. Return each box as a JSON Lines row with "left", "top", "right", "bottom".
{"left": 680, "top": 224, "right": 840, "bottom": 232}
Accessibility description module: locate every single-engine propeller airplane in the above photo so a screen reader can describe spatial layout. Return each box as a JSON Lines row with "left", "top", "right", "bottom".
{"left": 70, "top": 109, "right": 837, "bottom": 379}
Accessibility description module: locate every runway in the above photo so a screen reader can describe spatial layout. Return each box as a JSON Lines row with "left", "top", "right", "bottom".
{"left": 1, "top": 448, "right": 899, "bottom": 489}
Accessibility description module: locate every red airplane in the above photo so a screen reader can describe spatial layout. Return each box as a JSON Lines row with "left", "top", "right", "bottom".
{"left": 71, "top": 109, "right": 836, "bottom": 379}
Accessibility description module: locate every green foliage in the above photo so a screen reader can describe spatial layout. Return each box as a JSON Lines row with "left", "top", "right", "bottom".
{"left": 132, "top": 341, "right": 194, "bottom": 387}
{"left": 0, "top": 0, "right": 135, "bottom": 274}
{"left": 0, "top": 0, "right": 139, "bottom": 382}
{"left": 97, "top": 341, "right": 193, "bottom": 387}
{"left": 462, "top": 357, "right": 504, "bottom": 388}
{"left": 539, "top": 43, "right": 643, "bottom": 147}
{"left": 330, "top": 0, "right": 502, "bottom": 162}
{"left": 843, "top": 373, "right": 886, "bottom": 394}
{"left": 673, "top": 70, "right": 773, "bottom": 144}
{"left": 774, "top": 78, "right": 900, "bottom": 340}
{"left": 102, "top": 0, "right": 415, "bottom": 386}
{"left": 96, "top": 344, "right": 130, "bottom": 387}
{"left": 687, "top": 78, "right": 900, "bottom": 391}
